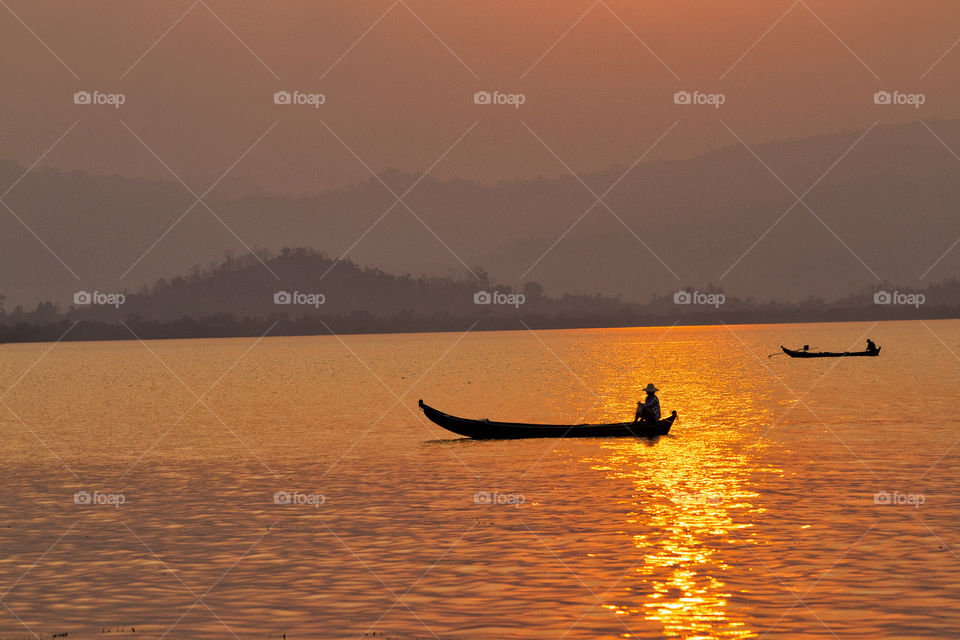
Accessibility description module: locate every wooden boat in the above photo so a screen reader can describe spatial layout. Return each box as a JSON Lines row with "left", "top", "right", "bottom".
{"left": 418, "top": 400, "right": 676, "bottom": 439}
{"left": 781, "top": 345, "right": 880, "bottom": 358}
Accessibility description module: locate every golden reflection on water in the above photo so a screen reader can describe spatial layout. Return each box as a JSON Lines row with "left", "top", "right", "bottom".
{"left": 583, "top": 377, "right": 774, "bottom": 639}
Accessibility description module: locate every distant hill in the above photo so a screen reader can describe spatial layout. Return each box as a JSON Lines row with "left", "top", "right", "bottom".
{"left": 3, "top": 248, "right": 618, "bottom": 323}
{"left": 1, "top": 249, "right": 958, "bottom": 343}
{"left": 3, "top": 119, "right": 960, "bottom": 309}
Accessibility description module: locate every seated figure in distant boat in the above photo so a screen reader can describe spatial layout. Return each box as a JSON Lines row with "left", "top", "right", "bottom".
{"left": 802, "top": 344, "right": 810, "bottom": 352}
{"left": 634, "top": 383, "right": 661, "bottom": 423}
{"left": 866, "top": 338, "right": 878, "bottom": 354}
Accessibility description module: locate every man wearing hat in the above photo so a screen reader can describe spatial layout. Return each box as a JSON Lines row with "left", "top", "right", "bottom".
{"left": 634, "top": 383, "right": 661, "bottom": 423}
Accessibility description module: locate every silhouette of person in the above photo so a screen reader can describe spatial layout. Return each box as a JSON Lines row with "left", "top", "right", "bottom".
{"left": 866, "top": 338, "right": 878, "bottom": 354}
{"left": 634, "top": 383, "right": 661, "bottom": 423}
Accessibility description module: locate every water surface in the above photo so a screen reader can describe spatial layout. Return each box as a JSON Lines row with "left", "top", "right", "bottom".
{"left": 0, "top": 321, "right": 958, "bottom": 639}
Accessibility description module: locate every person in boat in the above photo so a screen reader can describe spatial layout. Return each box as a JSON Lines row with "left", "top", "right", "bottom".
{"left": 866, "top": 338, "right": 878, "bottom": 354}
{"left": 802, "top": 345, "right": 810, "bottom": 352}
{"left": 634, "top": 383, "right": 661, "bottom": 423}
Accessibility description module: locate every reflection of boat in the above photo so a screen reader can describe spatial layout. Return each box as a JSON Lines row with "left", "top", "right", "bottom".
{"left": 781, "top": 345, "right": 880, "bottom": 358}
{"left": 418, "top": 400, "right": 676, "bottom": 439}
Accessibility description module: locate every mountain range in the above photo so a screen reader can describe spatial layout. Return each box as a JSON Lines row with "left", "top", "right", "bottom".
{"left": 2, "top": 118, "right": 960, "bottom": 308}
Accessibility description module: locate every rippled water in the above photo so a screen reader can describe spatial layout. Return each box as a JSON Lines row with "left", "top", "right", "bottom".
{"left": 0, "top": 321, "right": 958, "bottom": 639}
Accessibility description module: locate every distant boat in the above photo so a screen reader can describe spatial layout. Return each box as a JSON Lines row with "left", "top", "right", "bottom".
{"left": 418, "top": 400, "right": 676, "bottom": 439}
{"left": 781, "top": 345, "right": 880, "bottom": 358}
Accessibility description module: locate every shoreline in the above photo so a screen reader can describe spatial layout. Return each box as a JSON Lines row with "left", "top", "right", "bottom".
{"left": 1, "top": 312, "right": 956, "bottom": 345}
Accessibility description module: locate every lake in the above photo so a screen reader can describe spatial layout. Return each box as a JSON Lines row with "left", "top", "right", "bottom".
{"left": 0, "top": 320, "right": 958, "bottom": 639}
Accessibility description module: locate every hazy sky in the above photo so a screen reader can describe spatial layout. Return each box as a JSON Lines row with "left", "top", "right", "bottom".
{"left": 3, "top": 0, "right": 960, "bottom": 194}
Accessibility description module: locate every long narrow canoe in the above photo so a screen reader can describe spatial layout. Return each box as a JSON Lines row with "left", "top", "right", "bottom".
{"left": 781, "top": 345, "right": 881, "bottom": 358}
{"left": 418, "top": 400, "right": 676, "bottom": 439}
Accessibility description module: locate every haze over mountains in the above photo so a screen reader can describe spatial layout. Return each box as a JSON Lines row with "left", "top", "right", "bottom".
{"left": 4, "top": 1, "right": 960, "bottom": 190}
{"left": 2, "top": 118, "right": 960, "bottom": 308}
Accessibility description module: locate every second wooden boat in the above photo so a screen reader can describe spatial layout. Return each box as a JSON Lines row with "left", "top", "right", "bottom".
{"left": 781, "top": 345, "right": 881, "bottom": 358}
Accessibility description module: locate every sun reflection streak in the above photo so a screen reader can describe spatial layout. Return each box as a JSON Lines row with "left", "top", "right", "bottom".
{"left": 581, "top": 384, "right": 775, "bottom": 639}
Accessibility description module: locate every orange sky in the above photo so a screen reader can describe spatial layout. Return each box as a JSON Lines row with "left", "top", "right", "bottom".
{"left": 2, "top": 0, "right": 960, "bottom": 193}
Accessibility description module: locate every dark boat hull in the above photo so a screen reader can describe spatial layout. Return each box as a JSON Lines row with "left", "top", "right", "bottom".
{"left": 781, "top": 345, "right": 880, "bottom": 358}
{"left": 418, "top": 400, "right": 676, "bottom": 439}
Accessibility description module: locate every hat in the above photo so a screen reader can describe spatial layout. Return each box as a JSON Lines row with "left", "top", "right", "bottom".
{"left": 643, "top": 383, "right": 659, "bottom": 393}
